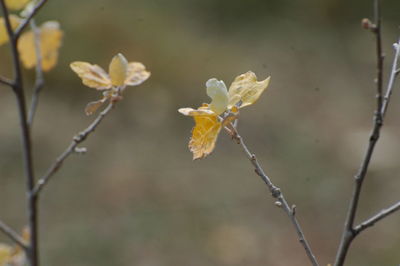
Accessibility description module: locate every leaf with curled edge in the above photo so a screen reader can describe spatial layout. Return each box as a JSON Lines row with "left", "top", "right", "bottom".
{"left": 228, "top": 71, "right": 270, "bottom": 109}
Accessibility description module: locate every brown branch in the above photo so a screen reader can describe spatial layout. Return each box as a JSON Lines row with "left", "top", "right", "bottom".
{"left": 230, "top": 127, "right": 319, "bottom": 266}
{"left": 0, "top": 1, "right": 47, "bottom": 265}
{"left": 334, "top": 2, "right": 400, "bottom": 265}
{"left": 354, "top": 201, "right": 400, "bottom": 235}
{"left": 0, "top": 220, "right": 28, "bottom": 250}
{"left": 0, "top": 76, "right": 13, "bottom": 87}
{"left": 33, "top": 102, "right": 116, "bottom": 196}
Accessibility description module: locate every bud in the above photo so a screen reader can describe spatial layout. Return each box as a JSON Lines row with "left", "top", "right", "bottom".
{"left": 361, "top": 18, "right": 375, "bottom": 31}
{"left": 109, "top": 53, "right": 128, "bottom": 86}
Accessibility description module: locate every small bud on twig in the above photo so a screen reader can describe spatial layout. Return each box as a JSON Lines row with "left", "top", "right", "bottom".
{"left": 361, "top": 18, "right": 376, "bottom": 31}
{"left": 275, "top": 201, "right": 282, "bottom": 207}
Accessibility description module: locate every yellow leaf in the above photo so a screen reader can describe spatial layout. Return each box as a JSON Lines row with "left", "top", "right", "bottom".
{"left": 189, "top": 114, "right": 222, "bottom": 160}
{"left": 18, "top": 21, "right": 63, "bottom": 71}
{"left": 125, "top": 62, "right": 151, "bottom": 86}
{"left": 5, "top": 0, "right": 30, "bottom": 10}
{"left": 109, "top": 53, "right": 128, "bottom": 86}
{"left": 0, "top": 244, "right": 12, "bottom": 264}
{"left": 70, "top": 62, "right": 112, "bottom": 90}
{"left": 0, "top": 15, "right": 21, "bottom": 46}
{"left": 228, "top": 71, "right": 270, "bottom": 109}
{"left": 206, "top": 78, "right": 229, "bottom": 115}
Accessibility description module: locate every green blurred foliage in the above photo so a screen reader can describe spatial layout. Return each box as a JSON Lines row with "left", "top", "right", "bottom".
{"left": 1, "top": 0, "right": 400, "bottom": 265}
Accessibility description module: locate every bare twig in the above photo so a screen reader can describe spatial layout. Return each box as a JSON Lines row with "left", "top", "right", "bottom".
{"left": 334, "top": 2, "right": 400, "bottom": 265}
{"left": 1, "top": 1, "right": 41, "bottom": 265}
{"left": 230, "top": 127, "right": 319, "bottom": 266}
{"left": 0, "top": 76, "right": 13, "bottom": 87}
{"left": 27, "top": 19, "right": 44, "bottom": 126}
{"left": 0, "top": 220, "right": 28, "bottom": 250}
{"left": 354, "top": 201, "right": 400, "bottom": 235}
{"left": 33, "top": 103, "right": 116, "bottom": 196}
{"left": 381, "top": 40, "right": 400, "bottom": 116}
{"left": 14, "top": 0, "right": 48, "bottom": 38}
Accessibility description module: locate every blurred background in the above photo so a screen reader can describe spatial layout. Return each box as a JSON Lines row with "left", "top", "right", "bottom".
{"left": 1, "top": 0, "right": 400, "bottom": 265}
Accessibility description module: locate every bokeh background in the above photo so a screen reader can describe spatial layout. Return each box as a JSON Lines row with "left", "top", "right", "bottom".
{"left": 1, "top": 0, "right": 400, "bottom": 265}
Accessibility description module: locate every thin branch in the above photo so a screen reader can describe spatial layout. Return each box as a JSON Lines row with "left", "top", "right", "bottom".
{"left": 33, "top": 103, "right": 116, "bottom": 196}
{"left": 1, "top": 1, "right": 39, "bottom": 265}
{"left": 0, "top": 76, "right": 13, "bottom": 87}
{"left": 334, "top": 2, "right": 400, "bottom": 265}
{"left": 14, "top": 0, "right": 48, "bottom": 38}
{"left": 27, "top": 19, "right": 44, "bottom": 126}
{"left": 0, "top": 219, "right": 28, "bottom": 250}
{"left": 354, "top": 201, "right": 400, "bottom": 235}
{"left": 381, "top": 40, "right": 400, "bottom": 116}
{"left": 230, "top": 127, "right": 319, "bottom": 266}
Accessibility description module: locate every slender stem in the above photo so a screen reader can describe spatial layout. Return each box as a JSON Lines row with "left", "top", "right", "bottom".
{"left": 230, "top": 127, "right": 319, "bottom": 266}
{"left": 33, "top": 103, "right": 116, "bottom": 196}
{"left": 354, "top": 201, "right": 400, "bottom": 234}
{"left": 28, "top": 19, "right": 44, "bottom": 126}
{"left": 0, "top": 220, "right": 28, "bottom": 250}
{"left": 0, "top": 1, "right": 39, "bottom": 265}
{"left": 0, "top": 76, "right": 13, "bottom": 87}
{"left": 14, "top": 0, "right": 48, "bottom": 38}
{"left": 334, "top": 2, "right": 400, "bottom": 265}
{"left": 381, "top": 39, "right": 400, "bottom": 116}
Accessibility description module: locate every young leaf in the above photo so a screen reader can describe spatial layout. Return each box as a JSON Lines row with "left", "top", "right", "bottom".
{"left": 206, "top": 78, "right": 229, "bottom": 115}
{"left": 109, "top": 53, "right": 128, "bottom": 86}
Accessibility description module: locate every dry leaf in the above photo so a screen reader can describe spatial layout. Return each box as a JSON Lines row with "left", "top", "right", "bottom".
{"left": 5, "top": 0, "right": 30, "bottom": 10}
{"left": 228, "top": 71, "right": 270, "bottom": 108}
{"left": 189, "top": 114, "right": 222, "bottom": 160}
{"left": 0, "top": 15, "right": 21, "bottom": 46}
{"left": 18, "top": 21, "right": 63, "bottom": 71}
